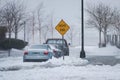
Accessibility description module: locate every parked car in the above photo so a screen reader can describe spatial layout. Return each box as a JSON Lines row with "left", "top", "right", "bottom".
{"left": 23, "top": 44, "right": 53, "bottom": 62}
{"left": 49, "top": 44, "right": 63, "bottom": 58}
{"left": 45, "top": 38, "right": 69, "bottom": 56}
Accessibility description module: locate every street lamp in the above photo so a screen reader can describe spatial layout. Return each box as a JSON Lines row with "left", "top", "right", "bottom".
{"left": 80, "top": 0, "right": 86, "bottom": 58}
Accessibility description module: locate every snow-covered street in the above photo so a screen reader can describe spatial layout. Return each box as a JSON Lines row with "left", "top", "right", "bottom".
{"left": 0, "top": 45, "right": 120, "bottom": 80}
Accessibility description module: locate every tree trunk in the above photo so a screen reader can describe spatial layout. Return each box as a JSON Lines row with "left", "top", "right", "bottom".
{"left": 103, "top": 31, "right": 107, "bottom": 47}
{"left": 119, "top": 35, "right": 120, "bottom": 47}
{"left": 8, "top": 30, "right": 11, "bottom": 57}
{"left": 52, "top": 28, "right": 53, "bottom": 38}
{"left": 15, "top": 25, "right": 18, "bottom": 39}
{"left": 115, "top": 35, "right": 117, "bottom": 46}
{"left": 39, "top": 29, "right": 41, "bottom": 44}
{"left": 9, "top": 30, "right": 11, "bottom": 39}
{"left": 99, "top": 30, "right": 102, "bottom": 48}
{"left": 32, "top": 26, "right": 34, "bottom": 43}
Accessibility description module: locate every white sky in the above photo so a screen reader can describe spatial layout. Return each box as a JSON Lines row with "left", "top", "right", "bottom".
{"left": 1, "top": 0, "right": 120, "bottom": 26}
{"left": 1, "top": 0, "right": 118, "bottom": 26}
{"left": 25, "top": 0, "right": 120, "bottom": 26}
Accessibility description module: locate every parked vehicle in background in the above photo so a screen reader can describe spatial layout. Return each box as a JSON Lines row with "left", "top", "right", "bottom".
{"left": 23, "top": 44, "right": 53, "bottom": 62}
{"left": 45, "top": 38, "right": 69, "bottom": 56}
{"left": 49, "top": 44, "right": 63, "bottom": 58}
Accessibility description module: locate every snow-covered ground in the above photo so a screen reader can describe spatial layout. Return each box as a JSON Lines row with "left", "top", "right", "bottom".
{"left": 0, "top": 45, "right": 120, "bottom": 80}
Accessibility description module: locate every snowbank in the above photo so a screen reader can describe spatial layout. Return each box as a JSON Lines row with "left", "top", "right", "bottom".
{"left": 48, "top": 57, "right": 88, "bottom": 66}
{"left": 74, "top": 45, "right": 120, "bottom": 56}
{"left": 1, "top": 45, "right": 120, "bottom": 80}
{"left": 0, "top": 56, "right": 88, "bottom": 71}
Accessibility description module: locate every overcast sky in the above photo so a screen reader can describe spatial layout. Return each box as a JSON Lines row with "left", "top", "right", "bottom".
{"left": 2, "top": 0, "right": 119, "bottom": 26}
{"left": 24, "top": 0, "right": 120, "bottom": 26}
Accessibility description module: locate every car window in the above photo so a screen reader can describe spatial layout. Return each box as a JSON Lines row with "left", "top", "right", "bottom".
{"left": 30, "top": 45, "right": 47, "bottom": 49}
{"left": 47, "top": 40, "right": 65, "bottom": 44}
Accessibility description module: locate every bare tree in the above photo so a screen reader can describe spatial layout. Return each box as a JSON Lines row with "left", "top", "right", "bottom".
{"left": 37, "top": 3, "right": 44, "bottom": 44}
{"left": 0, "top": 9, "right": 2, "bottom": 25}
{"left": 48, "top": 11, "right": 54, "bottom": 38}
{"left": 66, "top": 25, "right": 76, "bottom": 46}
{"left": 0, "top": 2, "right": 15, "bottom": 56}
{"left": 1, "top": 0, "right": 26, "bottom": 39}
{"left": 87, "top": 3, "right": 114, "bottom": 47}
{"left": 31, "top": 12, "right": 36, "bottom": 43}
{"left": 67, "top": 28, "right": 74, "bottom": 46}
{"left": 111, "top": 9, "right": 120, "bottom": 46}
{"left": 0, "top": 0, "right": 5, "bottom": 25}
{"left": 12, "top": 1, "right": 26, "bottom": 39}
{"left": 42, "top": 24, "right": 49, "bottom": 42}
{"left": 112, "top": 9, "right": 120, "bottom": 34}
{"left": 1, "top": 2, "right": 14, "bottom": 39}
{"left": 25, "top": 13, "right": 34, "bottom": 44}
{"left": 40, "top": 12, "right": 54, "bottom": 42}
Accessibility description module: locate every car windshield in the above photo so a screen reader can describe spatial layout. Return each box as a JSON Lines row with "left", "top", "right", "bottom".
{"left": 30, "top": 45, "right": 47, "bottom": 49}
{"left": 47, "top": 40, "right": 65, "bottom": 44}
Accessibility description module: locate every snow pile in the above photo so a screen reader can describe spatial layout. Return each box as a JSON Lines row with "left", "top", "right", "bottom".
{"left": 74, "top": 45, "right": 120, "bottom": 56}
{"left": 1, "top": 45, "right": 120, "bottom": 80}
{"left": 48, "top": 57, "right": 89, "bottom": 66}
{"left": 1, "top": 61, "right": 120, "bottom": 80}
{"left": 0, "top": 56, "right": 89, "bottom": 71}
{"left": 10, "top": 48, "right": 24, "bottom": 56}
{"left": 85, "top": 45, "right": 120, "bottom": 56}
{"left": 0, "top": 48, "right": 23, "bottom": 58}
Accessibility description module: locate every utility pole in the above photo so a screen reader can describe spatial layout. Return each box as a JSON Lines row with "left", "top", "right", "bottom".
{"left": 80, "top": 0, "right": 86, "bottom": 58}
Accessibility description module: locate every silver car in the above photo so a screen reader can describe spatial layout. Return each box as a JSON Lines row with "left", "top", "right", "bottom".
{"left": 45, "top": 38, "right": 69, "bottom": 56}
{"left": 23, "top": 44, "right": 53, "bottom": 62}
{"left": 49, "top": 44, "right": 63, "bottom": 58}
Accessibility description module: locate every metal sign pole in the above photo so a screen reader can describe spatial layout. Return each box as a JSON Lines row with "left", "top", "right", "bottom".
{"left": 62, "top": 35, "right": 64, "bottom": 60}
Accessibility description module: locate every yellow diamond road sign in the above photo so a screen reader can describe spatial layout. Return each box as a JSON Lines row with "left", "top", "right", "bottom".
{"left": 55, "top": 19, "right": 70, "bottom": 36}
